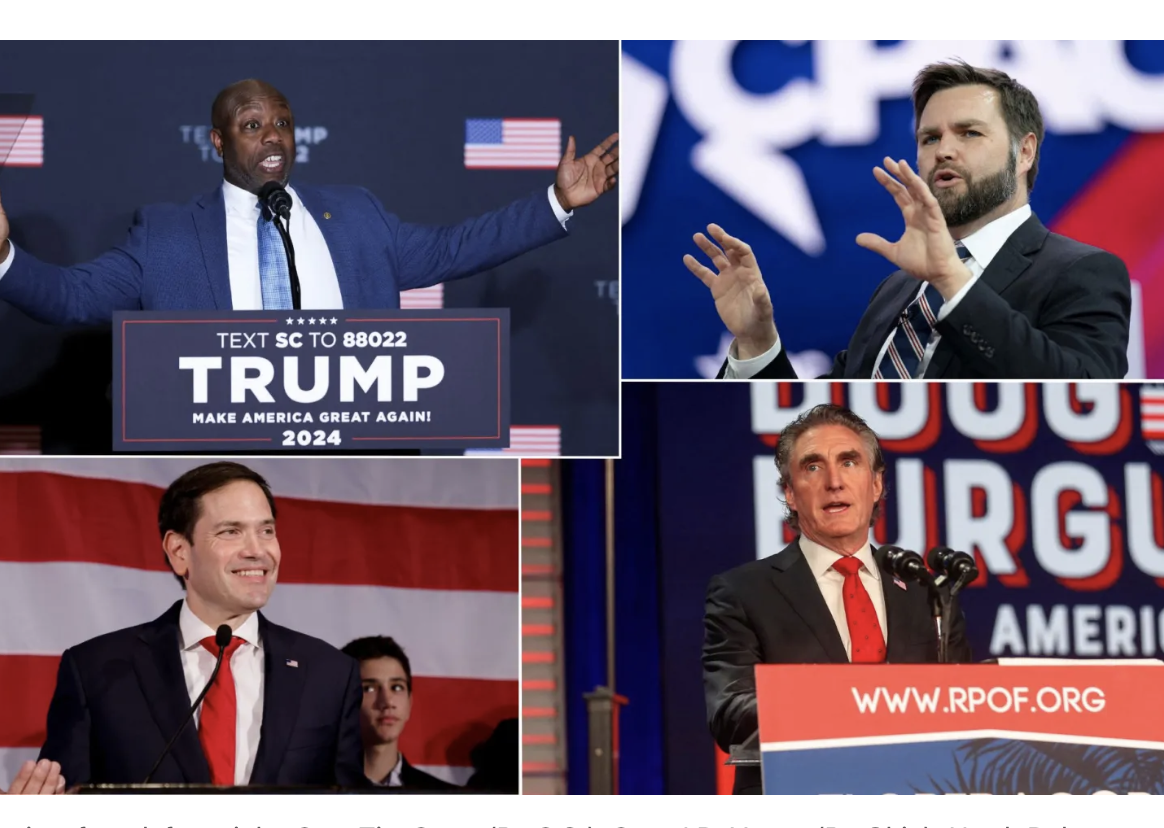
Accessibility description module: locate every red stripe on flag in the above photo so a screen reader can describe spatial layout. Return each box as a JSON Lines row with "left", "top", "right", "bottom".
{"left": 0, "top": 472, "right": 516, "bottom": 592}
{"left": 0, "top": 655, "right": 512, "bottom": 768}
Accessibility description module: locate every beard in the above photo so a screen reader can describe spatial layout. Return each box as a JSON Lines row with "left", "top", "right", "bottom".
{"left": 929, "top": 146, "right": 1019, "bottom": 228}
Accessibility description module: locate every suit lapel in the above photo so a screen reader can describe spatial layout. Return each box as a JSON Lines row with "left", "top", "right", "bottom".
{"left": 872, "top": 545, "right": 914, "bottom": 662}
{"left": 192, "top": 187, "right": 233, "bottom": 310}
{"left": 250, "top": 613, "right": 307, "bottom": 784}
{"left": 858, "top": 277, "right": 920, "bottom": 377}
{"left": 294, "top": 185, "right": 364, "bottom": 309}
{"left": 925, "top": 213, "right": 1047, "bottom": 378}
{"left": 769, "top": 540, "right": 849, "bottom": 663}
{"left": 133, "top": 601, "right": 211, "bottom": 783}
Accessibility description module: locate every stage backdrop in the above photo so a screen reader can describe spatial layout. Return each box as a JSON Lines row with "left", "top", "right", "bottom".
{"left": 612, "top": 381, "right": 1164, "bottom": 793}
{"left": 621, "top": 41, "right": 1164, "bottom": 379}
{"left": 0, "top": 41, "right": 618, "bottom": 455}
{"left": 0, "top": 457, "right": 518, "bottom": 789}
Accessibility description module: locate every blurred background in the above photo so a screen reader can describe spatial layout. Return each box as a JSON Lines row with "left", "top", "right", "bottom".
{"left": 522, "top": 381, "right": 1164, "bottom": 794}
{"left": 621, "top": 40, "right": 1164, "bottom": 379}
{"left": 0, "top": 41, "right": 618, "bottom": 455}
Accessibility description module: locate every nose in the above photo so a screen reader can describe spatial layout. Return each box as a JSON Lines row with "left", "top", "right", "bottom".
{"left": 824, "top": 463, "right": 844, "bottom": 491}
{"left": 935, "top": 132, "right": 957, "bottom": 163}
{"left": 373, "top": 688, "right": 390, "bottom": 709}
{"left": 259, "top": 122, "right": 282, "bottom": 145}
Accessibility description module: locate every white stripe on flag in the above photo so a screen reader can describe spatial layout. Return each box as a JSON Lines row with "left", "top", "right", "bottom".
{"left": 0, "top": 458, "right": 518, "bottom": 509}
{"left": 0, "top": 561, "right": 517, "bottom": 681}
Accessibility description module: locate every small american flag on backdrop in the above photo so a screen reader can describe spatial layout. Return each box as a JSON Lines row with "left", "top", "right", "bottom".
{"left": 465, "top": 426, "right": 561, "bottom": 457}
{"left": 1141, "top": 385, "right": 1164, "bottom": 454}
{"left": 400, "top": 284, "right": 444, "bottom": 310}
{"left": 0, "top": 115, "right": 44, "bottom": 167}
{"left": 464, "top": 118, "right": 560, "bottom": 169}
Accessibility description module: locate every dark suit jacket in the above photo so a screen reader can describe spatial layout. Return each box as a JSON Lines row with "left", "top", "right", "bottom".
{"left": 718, "top": 213, "right": 1130, "bottom": 379}
{"left": 0, "top": 184, "right": 566, "bottom": 326}
{"left": 38, "top": 600, "right": 365, "bottom": 788}
{"left": 400, "top": 756, "right": 458, "bottom": 790}
{"left": 702, "top": 540, "right": 973, "bottom": 794}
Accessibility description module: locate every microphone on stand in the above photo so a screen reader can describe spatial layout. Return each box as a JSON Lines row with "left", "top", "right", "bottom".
{"left": 878, "top": 545, "right": 931, "bottom": 586}
{"left": 142, "top": 624, "right": 233, "bottom": 783}
{"left": 926, "top": 547, "right": 979, "bottom": 595}
{"left": 258, "top": 181, "right": 301, "bottom": 310}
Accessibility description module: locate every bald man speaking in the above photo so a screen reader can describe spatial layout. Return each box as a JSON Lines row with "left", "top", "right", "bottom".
{"left": 0, "top": 79, "right": 618, "bottom": 322}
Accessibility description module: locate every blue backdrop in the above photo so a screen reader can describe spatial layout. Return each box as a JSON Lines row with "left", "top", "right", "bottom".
{"left": 621, "top": 41, "right": 1164, "bottom": 379}
{"left": 0, "top": 41, "right": 618, "bottom": 455}
{"left": 568, "top": 381, "right": 1164, "bottom": 794}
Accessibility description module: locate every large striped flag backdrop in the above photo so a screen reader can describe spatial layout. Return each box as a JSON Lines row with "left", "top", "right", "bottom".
{"left": 0, "top": 457, "right": 519, "bottom": 789}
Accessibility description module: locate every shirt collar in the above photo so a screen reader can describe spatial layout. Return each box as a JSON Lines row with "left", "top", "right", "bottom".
{"left": 221, "top": 178, "right": 298, "bottom": 219}
{"left": 178, "top": 598, "right": 261, "bottom": 652}
{"left": 371, "top": 754, "right": 406, "bottom": 787}
{"left": 799, "top": 535, "right": 879, "bottom": 582}
{"left": 957, "top": 202, "right": 1032, "bottom": 269}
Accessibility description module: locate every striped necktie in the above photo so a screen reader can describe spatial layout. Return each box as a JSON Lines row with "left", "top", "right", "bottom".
{"left": 874, "top": 242, "right": 972, "bottom": 379}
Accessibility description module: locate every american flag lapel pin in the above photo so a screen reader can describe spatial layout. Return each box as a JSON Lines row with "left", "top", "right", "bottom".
{"left": 286, "top": 659, "right": 299, "bottom": 668}
{"left": 893, "top": 577, "right": 907, "bottom": 591}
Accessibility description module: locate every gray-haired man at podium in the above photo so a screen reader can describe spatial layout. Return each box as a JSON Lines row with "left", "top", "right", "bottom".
{"left": 702, "top": 404, "right": 974, "bottom": 794}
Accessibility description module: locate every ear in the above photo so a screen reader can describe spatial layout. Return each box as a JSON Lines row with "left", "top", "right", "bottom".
{"left": 209, "top": 128, "right": 224, "bottom": 158}
{"left": 783, "top": 481, "right": 797, "bottom": 515}
{"left": 872, "top": 469, "right": 884, "bottom": 505}
{"left": 162, "top": 531, "right": 190, "bottom": 580}
{"left": 1017, "top": 132, "right": 1037, "bottom": 184}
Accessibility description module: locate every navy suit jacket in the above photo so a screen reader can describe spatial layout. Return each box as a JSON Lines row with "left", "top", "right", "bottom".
{"left": 0, "top": 183, "right": 567, "bottom": 325}
{"left": 38, "top": 600, "right": 366, "bottom": 788}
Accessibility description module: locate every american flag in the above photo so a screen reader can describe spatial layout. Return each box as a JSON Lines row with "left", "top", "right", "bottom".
{"left": 464, "top": 118, "right": 560, "bottom": 170}
{"left": 400, "top": 284, "right": 444, "bottom": 310}
{"left": 0, "top": 458, "right": 518, "bottom": 789}
{"left": 1141, "top": 385, "right": 1164, "bottom": 453}
{"left": 0, "top": 116, "right": 44, "bottom": 167}
{"left": 467, "top": 426, "right": 561, "bottom": 457}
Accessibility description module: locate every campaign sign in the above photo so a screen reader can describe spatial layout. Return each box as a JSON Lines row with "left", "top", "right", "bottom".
{"left": 756, "top": 663, "right": 1164, "bottom": 794}
{"left": 112, "top": 310, "right": 509, "bottom": 452}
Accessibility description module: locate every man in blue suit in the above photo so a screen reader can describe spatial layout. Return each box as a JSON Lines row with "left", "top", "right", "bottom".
{"left": 0, "top": 79, "right": 618, "bottom": 323}
{"left": 7, "top": 461, "right": 366, "bottom": 792}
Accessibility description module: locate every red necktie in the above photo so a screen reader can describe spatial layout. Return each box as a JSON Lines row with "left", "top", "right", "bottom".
{"left": 831, "top": 557, "right": 886, "bottom": 663}
{"left": 198, "top": 635, "right": 246, "bottom": 785}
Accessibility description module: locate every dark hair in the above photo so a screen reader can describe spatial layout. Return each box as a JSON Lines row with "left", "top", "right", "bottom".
{"left": 342, "top": 636, "right": 413, "bottom": 693}
{"left": 912, "top": 59, "right": 1044, "bottom": 192}
{"left": 774, "top": 404, "right": 886, "bottom": 532}
{"left": 158, "top": 462, "right": 277, "bottom": 589}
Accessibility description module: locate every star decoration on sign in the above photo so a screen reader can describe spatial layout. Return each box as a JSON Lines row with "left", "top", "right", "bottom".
{"left": 308, "top": 317, "right": 317, "bottom": 324}
{"left": 285, "top": 317, "right": 295, "bottom": 325}
{"left": 331, "top": 317, "right": 338, "bottom": 324}
{"left": 297, "top": 317, "right": 306, "bottom": 325}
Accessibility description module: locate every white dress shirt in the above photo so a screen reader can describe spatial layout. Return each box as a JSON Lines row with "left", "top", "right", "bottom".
{"left": 370, "top": 754, "right": 405, "bottom": 787}
{"left": 724, "top": 203, "right": 1033, "bottom": 378}
{"left": 798, "top": 537, "right": 887, "bottom": 661}
{"left": 178, "top": 600, "right": 265, "bottom": 785}
{"left": 0, "top": 184, "right": 573, "bottom": 302}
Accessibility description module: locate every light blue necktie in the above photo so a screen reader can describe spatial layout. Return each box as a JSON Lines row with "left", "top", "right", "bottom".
{"left": 874, "top": 243, "right": 972, "bottom": 379}
{"left": 257, "top": 207, "right": 293, "bottom": 310}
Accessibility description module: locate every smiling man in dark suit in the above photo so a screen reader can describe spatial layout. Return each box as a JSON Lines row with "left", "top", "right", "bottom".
{"left": 686, "top": 60, "right": 1130, "bottom": 380}
{"left": 702, "top": 404, "right": 973, "bottom": 795}
{"left": 30, "top": 461, "right": 365, "bottom": 790}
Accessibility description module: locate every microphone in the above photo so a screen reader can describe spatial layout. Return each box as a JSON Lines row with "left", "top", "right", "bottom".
{"left": 878, "top": 545, "right": 931, "bottom": 585}
{"left": 926, "top": 546, "right": 979, "bottom": 582}
{"left": 143, "top": 624, "right": 233, "bottom": 784}
{"left": 257, "top": 181, "right": 302, "bottom": 310}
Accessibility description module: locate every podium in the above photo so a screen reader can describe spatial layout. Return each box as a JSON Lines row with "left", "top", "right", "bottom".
{"left": 753, "top": 660, "right": 1164, "bottom": 795}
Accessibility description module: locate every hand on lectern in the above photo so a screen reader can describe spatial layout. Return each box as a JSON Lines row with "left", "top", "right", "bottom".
{"left": 1, "top": 759, "right": 66, "bottom": 794}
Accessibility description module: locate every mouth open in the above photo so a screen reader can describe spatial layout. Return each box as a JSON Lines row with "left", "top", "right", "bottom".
{"left": 258, "top": 154, "right": 285, "bottom": 174}
{"left": 233, "top": 568, "right": 269, "bottom": 582}
{"left": 933, "top": 169, "right": 963, "bottom": 189}
{"left": 824, "top": 502, "right": 850, "bottom": 515}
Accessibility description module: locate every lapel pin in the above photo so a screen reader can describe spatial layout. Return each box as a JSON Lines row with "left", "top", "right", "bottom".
{"left": 286, "top": 659, "right": 299, "bottom": 668}
{"left": 323, "top": 212, "right": 332, "bottom": 220}
{"left": 893, "top": 577, "right": 907, "bottom": 590}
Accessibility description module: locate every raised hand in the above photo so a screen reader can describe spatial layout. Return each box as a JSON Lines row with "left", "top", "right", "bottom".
{"left": 855, "top": 157, "right": 971, "bottom": 300}
{"left": 554, "top": 132, "right": 618, "bottom": 211}
{"left": 684, "top": 224, "right": 778, "bottom": 359}
{"left": 2, "top": 759, "right": 66, "bottom": 795}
